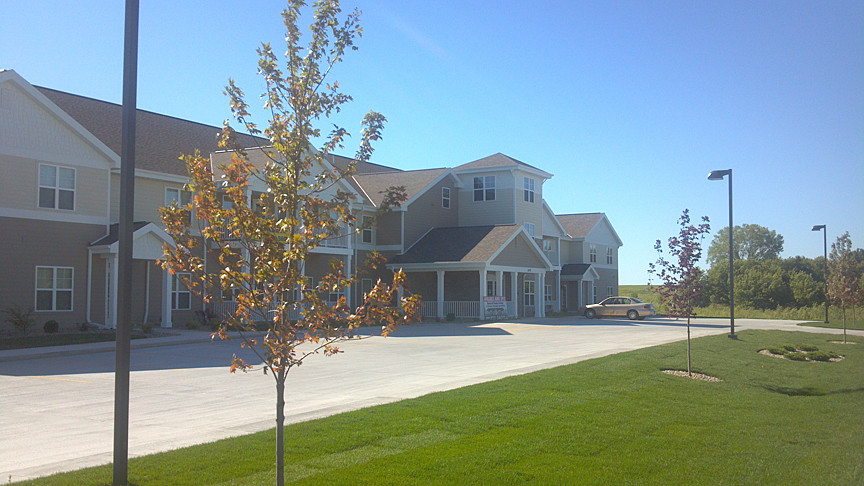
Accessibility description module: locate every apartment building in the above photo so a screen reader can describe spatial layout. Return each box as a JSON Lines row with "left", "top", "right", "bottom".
{"left": 0, "top": 70, "right": 620, "bottom": 330}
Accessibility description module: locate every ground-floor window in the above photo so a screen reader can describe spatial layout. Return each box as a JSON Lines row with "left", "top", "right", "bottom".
{"left": 35, "top": 266, "right": 73, "bottom": 311}
{"left": 172, "top": 273, "right": 191, "bottom": 310}
{"left": 544, "top": 284, "right": 553, "bottom": 306}
{"left": 328, "top": 288, "right": 345, "bottom": 303}
{"left": 487, "top": 280, "right": 497, "bottom": 297}
{"left": 593, "top": 285, "right": 598, "bottom": 304}
{"left": 607, "top": 286, "right": 614, "bottom": 298}
{"left": 523, "top": 279, "right": 535, "bottom": 307}
{"left": 361, "top": 278, "right": 373, "bottom": 298}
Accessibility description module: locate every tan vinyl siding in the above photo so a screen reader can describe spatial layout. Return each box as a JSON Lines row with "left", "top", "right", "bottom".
{"left": 404, "top": 177, "right": 459, "bottom": 248}
{"left": 514, "top": 173, "right": 543, "bottom": 231}
{"left": 0, "top": 217, "right": 105, "bottom": 330}
{"left": 0, "top": 155, "right": 108, "bottom": 217}
{"left": 595, "top": 267, "right": 619, "bottom": 299}
{"left": 375, "top": 211, "right": 402, "bottom": 246}
{"left": 110, "top": 174, "right": 192, "bottom": 224}
{"left": 457, "top": 171, "right": 514, "bottom": 227}
{"left": 491, "top": 236, "right": 547, "bottom": 268}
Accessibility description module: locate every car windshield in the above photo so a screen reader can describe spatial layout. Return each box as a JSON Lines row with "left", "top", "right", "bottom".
{"left": 630, "top": 298, "right": 644, "bottom": 303}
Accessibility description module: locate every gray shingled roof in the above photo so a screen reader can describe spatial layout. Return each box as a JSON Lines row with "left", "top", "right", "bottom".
{"left": 455, "top": 152, "right": 546, "bottom": 174}
{"left": 389, "top": 225, "right": 520, "bottom": 264}
{"left": 90, "top": 222, "right": 150, "bottom": 246}
{"left": 326, "top": 153, "right": 401, "bottom": 175}
{"left": 561, "top": 263, "right": 592, "bottom": 276}
{"left": 555, "top": 213, "right": 604, "bottom": 239}
{"left": 352, "top": 168, "right": 449, "bottom": 207}
{"left": 36, "top": 87, "right": 268, "bottom": 177}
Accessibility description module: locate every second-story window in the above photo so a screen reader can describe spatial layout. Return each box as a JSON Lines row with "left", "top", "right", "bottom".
{"left": 524, "top": 223, "right": 535, "bottom": 237}
{"left": 473, "top": 176, "right": 495, "bottom": 202}
{"left": 607, "top": 247, "right": 613, "bottom": 265}
{"left": 361, "top": 216, "right": 373, "bottom": 244}
{"left": 442, "top": 187, "right": 450, "bottom": 209}
{"left": 523, "top": 177, "right": 535, "bottom": 203}
{"left": 589, "top": 244, "right": 597, "bottom": 263}
{"left": 38, "top": 164, "right": 75, "bottom": 210}
{"left": 166, "top": 187, "right": 192, "bottom": 224}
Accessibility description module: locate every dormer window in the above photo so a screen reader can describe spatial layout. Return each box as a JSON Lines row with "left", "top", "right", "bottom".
{"left": 442, "top": 187, "right": 450, "bottom": 209}
{"left": 523, "top": 177, "right": 535, "bottom": 203}
{"left": 473, "top": 176, "right": 495, "bottom": 202}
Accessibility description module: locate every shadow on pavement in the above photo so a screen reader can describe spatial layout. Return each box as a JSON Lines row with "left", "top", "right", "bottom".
{"left": 356, "top": 322, "right": 513, "bottom": 338}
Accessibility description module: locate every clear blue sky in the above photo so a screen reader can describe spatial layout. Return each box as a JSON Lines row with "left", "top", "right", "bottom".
{"left": 3, "top": 0, "right": 862, "bottom": 284}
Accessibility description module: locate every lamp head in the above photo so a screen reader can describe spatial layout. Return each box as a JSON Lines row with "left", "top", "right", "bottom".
{"left": 707, "top": 169, "right": 732, "bottom": 181}
{"left": 812, "top": 224, "right": 826, "bottom": 232}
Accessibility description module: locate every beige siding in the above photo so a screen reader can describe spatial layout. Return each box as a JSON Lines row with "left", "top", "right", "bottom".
{"left": 0, "top": 217, "right": 105, "bottom": 330}
{"left": 375, "top": 211, "right": 402, "bottom": 246}
{"left": 595, "top": 267, "right": 619, "bottom": 300}
{"left": 0, "top": 155, "right": 109, "bottom": 217}
{"left": 404, "top": 177, "right": 459, "bottom": 248}
{"left": 513, "top": 172, "right": 544, "bottom": 233}
{"left": 491, "top": 236, "right": 547, "bottom": 268}
{"left": 457, "top": 170, "right": 514, "bottom": 227}
{"left": 110, "top": 174, "right": 193, "bottom": 225}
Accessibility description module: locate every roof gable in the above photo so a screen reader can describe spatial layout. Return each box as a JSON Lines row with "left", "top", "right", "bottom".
{"left": 352, "top": 168, "right": 450, "bottom": 207}
{"left": 455, "top": 152, "right": 552, "bottom": 178}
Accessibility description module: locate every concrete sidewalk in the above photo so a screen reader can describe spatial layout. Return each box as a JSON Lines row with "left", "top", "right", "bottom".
{"left": 1, "top": 317, "right": 860, "bottom": 481}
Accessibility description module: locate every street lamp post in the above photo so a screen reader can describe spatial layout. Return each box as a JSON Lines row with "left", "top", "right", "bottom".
{"left": 708, "top": 169, "right": 735, "bottom": 338}
{"left": 812, "top": 224, "right": 828, "bottom": 323}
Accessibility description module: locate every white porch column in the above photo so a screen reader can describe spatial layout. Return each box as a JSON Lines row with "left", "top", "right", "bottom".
{"left": 554, "top": 271, "right": 561, "bottom": 312}
{"left": 436, "top": 270, "right": 445, "bottom": 319}
{"left": 344, "top": 254, "right": 352, "bottom": 307}
{"left": 511, "top": 271, "right": 518, "bottom": 317}
{"left": 86, "top": 249, "right": 93, "bottom": 324}
{"left": 109, "top": 253, "right": 119, "bottom": 329}
{"left": 496, "top": 271, "right": 503, "bottom": 297}
{"left": 161, "top": 268, "right": 173, "bottom": 328}
{"left": 479, "top": 268, "right": 487, "bottom": 319}
{"left": 537, "top": 272, "right": 545, "bottom": 318}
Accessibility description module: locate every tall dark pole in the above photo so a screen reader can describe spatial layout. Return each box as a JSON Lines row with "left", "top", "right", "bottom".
{"left": 114, "top": 1, "right": 139, "bottom": 484}
{"left": 708, "top": 169, "right": 734, "bottom": 338}
{"left": 727, "top": 170, "right": 734, "bottom": 338}
{"left": 812, "top": 225, "right": 828, "bottom": 323}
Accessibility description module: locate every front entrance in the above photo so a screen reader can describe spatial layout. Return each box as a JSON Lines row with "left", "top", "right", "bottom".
{"left": 560, "top": 284, "right": 567, "bottom": 310}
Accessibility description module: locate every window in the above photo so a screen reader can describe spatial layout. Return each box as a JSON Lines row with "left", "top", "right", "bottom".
{"left": 294, "top": 276, "right": 314, "bottom": 301}
{"left": 172, "top": 273, "right": 191, "bottom": 310}
{"left": 589, "top": 244, "right": 597, "bottom": 263}
{"left": 473, "top": 176, "right": 495, "bottom": 201}
{"left": 524, "top": 223, "right": 535, "bottom": 237}
{"left": 523, "top": 177, "right": 535, "bottom": 203}
{"left": 38, "top": 164, "right": 75, "bottom": 210}
{"left": 328, "top": 287, "right": 345, "bottom": 303}
{"left": 222, "top": 286, "right": 237, "bottom": 302}
{"left": 166, "top": 187, "right": 192, "bottom": 224}
{"left": 593, "top": 285, "right": 598, "bottom": 304}
{"left": 361, "top": 216, "right": 373, "bottom": 244}
{"left": 542, "top": 239, "right": 553, "bottom": 251}
{"left": 487, "top": 280, "right": 497, "bottom": 297}
{"left": 361, "top": 278, "right": 373, "bottom": 298}
{"left": 544, "top": 284, "right": 553, "bottom": 305}
{"left": 523, "top": 279, "right": 535, "bottom": 307}
{"left": 607, "top": 286, "right": 614, "bottom": 298}
{"left": 35, "top": 266, "right": 73, "bottom": 311}
{"left": 606, "top": 248, "right": 613, "bottom": 265}
{"left": 442, "top": 187, "right": 450, "bottom": 209}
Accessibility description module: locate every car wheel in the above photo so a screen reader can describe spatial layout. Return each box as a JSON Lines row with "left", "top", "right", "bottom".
{"left": 627, "top": 310, "right": 639, "bottom": 320}
{"left": 585, "top": 309, "right": 596, "bottom": 319}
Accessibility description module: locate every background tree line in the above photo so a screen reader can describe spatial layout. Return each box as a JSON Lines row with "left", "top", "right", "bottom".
{"left": 698, "top": 224, "right": 864, "bottom": 311}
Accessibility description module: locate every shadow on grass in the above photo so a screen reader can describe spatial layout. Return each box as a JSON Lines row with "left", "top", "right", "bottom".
{"left": 761, "top": 385, "right": 864, "bottom": 397}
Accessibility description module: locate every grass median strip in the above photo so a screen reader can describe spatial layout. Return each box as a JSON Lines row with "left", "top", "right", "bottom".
{"left": 17, "top": 329, "right": 863, "bottom": 485}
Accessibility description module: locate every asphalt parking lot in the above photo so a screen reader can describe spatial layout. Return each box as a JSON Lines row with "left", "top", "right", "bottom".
{"left": 1, "top": 316, "right": 857, "bottom": 481}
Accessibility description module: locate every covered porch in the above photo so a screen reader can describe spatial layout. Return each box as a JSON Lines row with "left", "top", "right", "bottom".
{"left": 560, "top": 263, "right": 600, "bottom": 312}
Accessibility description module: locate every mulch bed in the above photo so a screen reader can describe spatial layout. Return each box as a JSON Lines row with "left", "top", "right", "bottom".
{"left": 661, "top": 369, "right": 723, "bottom": 382}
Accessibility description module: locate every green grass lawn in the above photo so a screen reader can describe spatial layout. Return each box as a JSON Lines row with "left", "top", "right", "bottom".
{"left": 0, "top": 331, "right": 148, "bottom": 351}
{"left": 18, "top": 330, "right": 864, "bottom": 485}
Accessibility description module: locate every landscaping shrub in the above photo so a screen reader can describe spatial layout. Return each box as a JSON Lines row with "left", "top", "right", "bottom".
{"left": 809, "top": 351, "right": 840, "bottom": 362}
{"left": 782, "top": 344, "right": 797, "bottom": 352}
{"left": 185, "top": 321, "right": 200, "bottom": 330}
{"left": 765, "top": 347, "right": 786, "bottom": 356}
{"left": 797, "top": 343, "right": 819, "bottom": 352}
{"left": 446, "top": 312, "right": 456, "bottom": 322}
{"left": 141, "top": 322, "right": 154, "bottom": 334}
{"left": 78, "top": 322, "right": 89, "bottom": 332}
{"left": 43, "top": 319, "right": 60, "bottom": 334}
{"left": 786, "top": 351, "right": 808, "bottom": 361}
{"left": 3, "top": 304, "right": 35, "bottom": 335}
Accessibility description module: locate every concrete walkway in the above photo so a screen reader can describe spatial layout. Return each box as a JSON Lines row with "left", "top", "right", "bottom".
{"left": 1, "top": 317, "right": 860, "bottom": 481}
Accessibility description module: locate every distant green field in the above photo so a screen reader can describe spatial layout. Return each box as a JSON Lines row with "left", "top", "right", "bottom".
{"left": 618, "top": 285, "right": 857, "bottom": 327}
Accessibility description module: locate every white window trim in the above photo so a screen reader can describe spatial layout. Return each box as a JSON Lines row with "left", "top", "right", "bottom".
{"left": 487, "top": 280, "right": 497, "bottom": 297}
{"left": 473, "top": 176, "right": 496, "bottom": 202}
{"left": 607, "top": 286, "right": 614, "bottom": 298}
{"left": 606, "top": 247, "right": 613, "bottom": 265}
{"left": 523, "top": 177, "right": 535, "bottom": 203}
{"left": 589, "top": 244, "right": 597, "bottom": 263}
{"left": 34, "top": 266, "right": 74, "bottom": 312}
{"left": 544, "top": 284, "right": 553, "bottom": 303}
{"left": 172, "top": 272, "right": 192, "bottom": 310}
{"left": 593, "top": 285, "right": 598, "bottom": 304}
{"left": 37, "top": 164, "right": 76, "bottom": 211}
{"left": 361, "top": 216, "right": 374, "bottom": 244}
{"left": 442, "top": 187, "right": 451, "bottom": 209}
{"left": 524, "top": 223, "right": 535, "bottom": 237}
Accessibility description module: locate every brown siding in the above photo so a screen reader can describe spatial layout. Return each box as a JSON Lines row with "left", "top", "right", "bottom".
{"left": 0, "top": 217, "right": 105, "bottom": 330}
{"left": 375, "top": 211, "right": 402, "bottom": 246}
{"left": 404, "top": 177, "right": 459, "bottom": 248}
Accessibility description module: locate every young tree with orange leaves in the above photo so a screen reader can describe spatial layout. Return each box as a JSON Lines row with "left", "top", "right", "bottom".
{"left": 159, "top": 2, "right": 420, "bottom": 484}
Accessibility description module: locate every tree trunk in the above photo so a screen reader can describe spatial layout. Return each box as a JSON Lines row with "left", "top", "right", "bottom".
{"left": 843, "top": 306, "right": 847, "bottom": 344}
{"left": 276, "top": 369, "right": 286, "bottom": 486}
{"left": 686, "top": 314, "right": 692, "bottom": 376}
